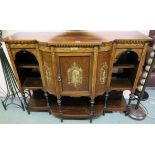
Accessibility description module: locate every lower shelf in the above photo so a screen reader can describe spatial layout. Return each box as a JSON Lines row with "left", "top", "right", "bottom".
{"left": 111, "top": 77, "right": 132, "bottom": 90}
{"left": 27, "top": 96, "right": 48, "bottom": 111}
{"left": 52, "top": 97, "right": 100, "bottom": 119}
{"left": 106, "top": 91, "right": 127, "bottom": 112}
{"left": 26, "top": 91, "right": 127, "bottom": 118}
{"left": 51, "top": 92, "right": 127, "bottom": 119}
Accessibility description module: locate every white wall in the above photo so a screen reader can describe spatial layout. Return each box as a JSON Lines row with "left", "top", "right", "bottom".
{"left": 0, "top": 43, "right": 8, "bottom": 96}
{"left": 140, "top": 30, "right": 149, "bottom": 36}
{"left": 0, "top": 31, "right": 17, "bottom": 96}
{"left": 0, "top": 30, "right": 150, "bottom": 96}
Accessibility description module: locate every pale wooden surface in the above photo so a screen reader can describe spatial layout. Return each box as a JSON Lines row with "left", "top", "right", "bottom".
{"left": 1, "top": 31, "right": 151, "bottom": 44}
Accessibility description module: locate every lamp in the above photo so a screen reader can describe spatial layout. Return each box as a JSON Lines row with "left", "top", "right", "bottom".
{"left": 127, "top": 45, "right": 155, "bottom": 120}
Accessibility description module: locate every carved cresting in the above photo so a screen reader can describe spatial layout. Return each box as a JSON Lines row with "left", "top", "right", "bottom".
{"left": 44, "top": 62, "right": 52, "bottom": 84}
{"left": 67, "top": 62, "right": 83, "bottom": 87}
{"left": 100, "top": 62, "right": 108, "bottom": 84}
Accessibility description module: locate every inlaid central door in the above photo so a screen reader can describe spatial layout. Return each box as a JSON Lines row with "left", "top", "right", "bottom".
{"left": 56, "top": 52, "right": 93, "bottom": 97}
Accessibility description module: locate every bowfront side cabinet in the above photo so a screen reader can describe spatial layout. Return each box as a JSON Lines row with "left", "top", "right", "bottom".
{"left": 1, "top": 31, "right": 151, "bottom": 121}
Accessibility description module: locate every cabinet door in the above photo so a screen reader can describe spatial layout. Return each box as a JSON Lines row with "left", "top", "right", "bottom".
{"left": 56, "top": 53, "right": 93, "bottom": 96}
{"left": 42, "top": 52, "right": 55, "bottom": 94}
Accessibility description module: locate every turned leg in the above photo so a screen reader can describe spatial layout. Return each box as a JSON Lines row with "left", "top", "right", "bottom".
{"left": 44, "top": 92, "right": 51, "bottom": 115}
{"left": 58, "top": 99, "right": 63, "bottom": 123}
{"left": 90, "top": 99, "right": 95, "bottom": 123}
{"left": 125, "top": 93, "right": 135, "bottom": 115}
{"left": 103, "top": 92, "right": 109, "bottom": 115}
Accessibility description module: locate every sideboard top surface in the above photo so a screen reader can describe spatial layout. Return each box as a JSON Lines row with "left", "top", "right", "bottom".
{"left": 1, "top": 31, "right": 151, "bottom": 44}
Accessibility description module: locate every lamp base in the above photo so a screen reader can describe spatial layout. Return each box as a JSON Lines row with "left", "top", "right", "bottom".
{"left": 128, "top": 104, "right": 147, "bottom": 120}
{"left": 135, "top": 91, "right": 149, "bottom": 101}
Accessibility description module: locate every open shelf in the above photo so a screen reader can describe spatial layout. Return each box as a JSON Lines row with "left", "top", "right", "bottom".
{"left": 113, "top": 64, "right": 135, "bottom": 69}
{"left": 22, "top": 77, "right": 43, "bottom": 89}
{"left": 18, "top": 64, "right": 39, "bottom": 69}
{"left": 14, "top": 50, "right": 42, "bottom": 90}
{"left": 111, "top": 77, "right": 132, "bottom": 90}
{"left": 14, "top": 50, "right": 38, "bottom": 65}
{"left": 27, "top": 89, "right": 48, "bottom": 111}
{"left": 28, "top": 97, "right": 48, "bottom": 111}
{"left": 51, "top": 92, "right": 127, "bottom": 119}
{"left": 111, "top": 50, "right": 139, "bottom": 90}
{"left": 106, "top": 91, "right": 127, "bottom": 112}
{"left": 51, "top": 97, "right": 103, "bottom": 119}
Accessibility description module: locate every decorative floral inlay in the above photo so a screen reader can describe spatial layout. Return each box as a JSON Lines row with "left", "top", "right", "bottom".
{"left": 100, "top": 62, "right": 108, "bottom": 84}
{"left": 44, "top": 62, "right": 52, "bottom": 83}
{"left": 67, "top": 62, "right": 83, "bottom": 87}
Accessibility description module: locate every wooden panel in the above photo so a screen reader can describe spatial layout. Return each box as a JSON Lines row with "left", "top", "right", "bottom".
{"left": 96, "top": 51, "right": 111, "bottom": 94}
{"left": 57, "top": 55, "right": 92, "bottom": 94}
{"left": 9, "top": 43, "right": 36, "bottom": 49}
{"left": 42, "top": 52, "right": 55, "bottom": 94}
{"left": 55, "top": 47, "right": 93, "bottom": 53}
{"left": 116, "top": 43, "right": 144, "bottom": 48}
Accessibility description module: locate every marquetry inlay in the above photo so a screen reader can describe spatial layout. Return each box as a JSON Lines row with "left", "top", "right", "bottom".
{"left": 67, "top": 62, "right": 83, "bottom": 87}
{"left": 100, "top": 62, "right": 108, "bottom": 85}
{"left": 44, "top": 62, "right": 52, "bottom": 83}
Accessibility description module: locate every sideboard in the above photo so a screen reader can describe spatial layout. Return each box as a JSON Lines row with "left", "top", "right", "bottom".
{"left": 1, "top": 31, "right": 151, "bottom": 122}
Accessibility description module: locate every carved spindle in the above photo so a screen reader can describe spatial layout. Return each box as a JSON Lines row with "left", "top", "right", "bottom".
{"left": 44, "top": 92, "right": 51, "bottom": 115}
{"left": 57, "top": 99, "right": 63, "bottom": 123}
{"left": 90, "top": 99, "right": 95, "bottom": 123}
{"left": 103, "top": 92, "right": 109, "bottom": 115}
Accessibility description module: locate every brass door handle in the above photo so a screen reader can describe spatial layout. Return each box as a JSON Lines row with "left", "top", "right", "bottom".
{"left": 57, "top": 75, "right": 62, "bottom": 82}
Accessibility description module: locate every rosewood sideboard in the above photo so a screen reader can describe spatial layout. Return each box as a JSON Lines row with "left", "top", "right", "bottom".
{"left": 1, "top": 31, "right": 151, "bottom": 122}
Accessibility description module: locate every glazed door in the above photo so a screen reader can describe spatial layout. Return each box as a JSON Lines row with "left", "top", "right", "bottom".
{"left": 56, "top": 53, "right": 93, "bottom": 97}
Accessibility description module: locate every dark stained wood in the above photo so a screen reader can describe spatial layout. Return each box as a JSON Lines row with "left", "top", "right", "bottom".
{"left": 18, "top": 64, "right": 39, "bottom": 68}
{"left": 113, "top": 64, "right": 135, "bottom": 69}
{"left": 27, "top": 96, "right": 48, "bottom": 111}
{"left": 51, "top": 94, "right": 127, "bottom": 119}
{"left": 111, "top": 78, "right": 132, "bottom": 90}
{"left": 106, "top": 91, "right": 127, "bottom": 112}
{"left": 22, "top": 77, "right": 43, "bottom": 89}
{"left": 51, "top": 96, "right": 103, "bottom": 119}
